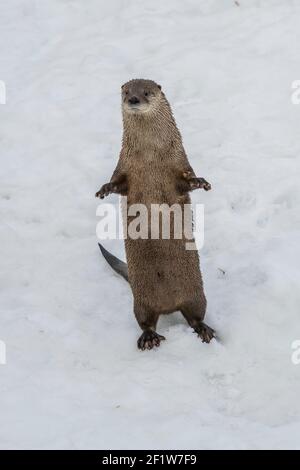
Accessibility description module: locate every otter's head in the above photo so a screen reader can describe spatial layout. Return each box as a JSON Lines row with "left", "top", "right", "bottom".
{"left": 121, "top": 79, "right": 162, "bottom": 116}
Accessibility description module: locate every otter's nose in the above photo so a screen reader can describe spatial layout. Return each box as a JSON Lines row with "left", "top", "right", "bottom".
{"left": 128, "top": 96, "right": 140, "bottom": 105}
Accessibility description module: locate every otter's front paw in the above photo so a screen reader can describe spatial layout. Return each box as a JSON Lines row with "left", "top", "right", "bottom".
{"left": 190, "top": 177, "right": 211, "bottom": 191}
{"left": 182, "top": 171, "right": 211, "bottom": 191}
{"left": 137, "top": 331, "right": 166, "bottom": 350}
{"left": 95, "top": 183, "right": 113, "bottom": 199}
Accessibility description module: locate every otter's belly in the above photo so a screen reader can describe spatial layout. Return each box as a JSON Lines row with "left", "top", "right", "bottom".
{"left": 124, "top": 235, "right": 203, "bottom": 313}
{"left": 121, "top": 172, "right": 203, "bottom": 311}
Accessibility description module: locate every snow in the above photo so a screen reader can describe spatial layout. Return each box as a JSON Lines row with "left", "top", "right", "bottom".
{"left": 1, "top": 0, "right": 300, "bottom": 450}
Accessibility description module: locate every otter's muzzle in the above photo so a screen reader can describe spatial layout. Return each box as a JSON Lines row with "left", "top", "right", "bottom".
{"left": 128, "top": 96, "right": 140, "bottom": 105}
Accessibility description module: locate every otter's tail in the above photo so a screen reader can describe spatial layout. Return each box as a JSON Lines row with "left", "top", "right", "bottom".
{"left": 98, "top": 243, "right": 129, "bottom": 282}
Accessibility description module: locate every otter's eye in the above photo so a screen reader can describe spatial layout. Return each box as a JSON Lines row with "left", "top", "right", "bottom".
{"left": 144, "top": 91, "right": 149, "bottom": 97}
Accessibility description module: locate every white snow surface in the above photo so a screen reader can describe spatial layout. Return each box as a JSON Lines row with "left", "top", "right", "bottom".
{"left": 1, "top": 0, "right": 300, "bottom": 450}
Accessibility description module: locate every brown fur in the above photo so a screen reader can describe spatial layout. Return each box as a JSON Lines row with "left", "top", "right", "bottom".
{"left": 96, "top": 79, "right": 215, "bottom": 349}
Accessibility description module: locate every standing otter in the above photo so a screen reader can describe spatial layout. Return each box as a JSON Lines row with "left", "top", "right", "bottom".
{"left": 96, "top": 79, "right": 215, "bottom": 350}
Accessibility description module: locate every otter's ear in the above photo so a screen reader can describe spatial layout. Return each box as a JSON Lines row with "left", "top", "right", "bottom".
{"left": 157, "top": 84, "right": 162, "bottom": 90}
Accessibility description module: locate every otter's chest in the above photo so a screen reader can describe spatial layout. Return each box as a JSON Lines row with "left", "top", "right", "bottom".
{"left": 126, "top": 152, "right": 177, "bottom": 203}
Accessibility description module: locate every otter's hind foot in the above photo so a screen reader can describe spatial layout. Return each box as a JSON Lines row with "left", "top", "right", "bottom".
{"left": 137, "top": 331, "right": 166, "bottom": 351}
{"left": 194, "top": 322, "right": 216, "bottom": 344}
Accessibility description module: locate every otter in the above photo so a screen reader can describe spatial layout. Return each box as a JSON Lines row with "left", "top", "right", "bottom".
{"left": 95, "top": 79, "right": 215, "bottom": 350}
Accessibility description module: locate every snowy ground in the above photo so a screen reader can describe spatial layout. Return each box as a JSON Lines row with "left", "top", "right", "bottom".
{"left": 1, "top": 0, "right": 300, "bottom": 450}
